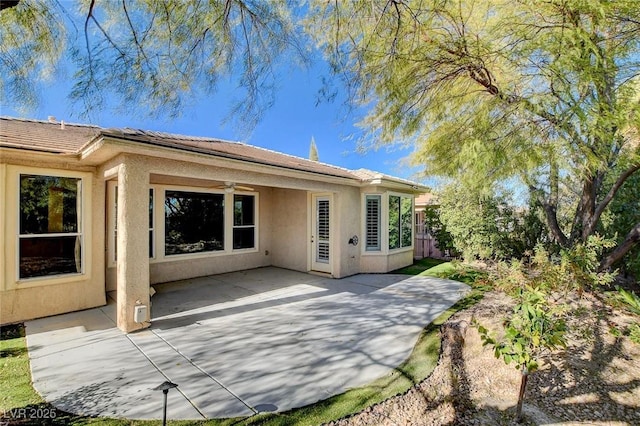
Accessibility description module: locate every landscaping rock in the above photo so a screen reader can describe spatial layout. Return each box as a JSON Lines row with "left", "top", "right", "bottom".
{"left": 325, "top": 291, "right": 640, "bottom": 425}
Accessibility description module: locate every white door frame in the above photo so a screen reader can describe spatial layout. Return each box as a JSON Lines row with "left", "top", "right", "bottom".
{"left": 311, "top": 193, "right": 332, "bottom": 274}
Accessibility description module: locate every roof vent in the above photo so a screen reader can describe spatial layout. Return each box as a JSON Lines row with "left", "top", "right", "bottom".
{"left": 60, "top": 120, "right": 65, "bottom": 130}
{"left": 48, "top": 116, "right": 56, "bottom": 123}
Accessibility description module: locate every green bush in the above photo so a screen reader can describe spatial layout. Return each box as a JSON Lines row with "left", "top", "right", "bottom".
{"left": 474, "top": 287, "right": 567, "bottom": 422}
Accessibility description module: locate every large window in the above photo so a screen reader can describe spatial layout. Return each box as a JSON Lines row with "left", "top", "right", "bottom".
{"left": 233, "top": 194, "right": 255, "bottom": 250}
{"left": 365, "top": 195, "right": 381, "bottom": 251}
{"left": 388, "top": 195, "right": 413, "bottom": 250}
{"left": 165, "top": 191, "right": 224, "bottom": 255}
{"left": 19, "top": 174, "right": 82, "bottom": 279}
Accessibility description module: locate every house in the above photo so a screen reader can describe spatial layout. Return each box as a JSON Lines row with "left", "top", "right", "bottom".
{"left": 0, "top": 117, "right": 426, "bottom": 332}
{"left": 413, "top": 193, "right": 446, "bottom": 259}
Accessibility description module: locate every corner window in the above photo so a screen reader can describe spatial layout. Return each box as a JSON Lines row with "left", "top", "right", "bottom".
{"left": 165, "top": 191, "right": 224, "bottom": 255}
{"left": 233, "top": 194, "right": 255, "bottom": 250}
{"left": 19, "top": 175, "right": 82, "bottom": 279}
{"left": 365, "top": 195, "right": 381, "bottom": 251}
{"left": 389, "top": 195, "right": 413, "bottom": 250}
{"left": 401, "top": 197, "right": 413, "bottom": 247}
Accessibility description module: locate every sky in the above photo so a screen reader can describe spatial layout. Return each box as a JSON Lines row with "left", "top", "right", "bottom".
{"left": 2, "top": 56, "right": 423, "bottom": 182}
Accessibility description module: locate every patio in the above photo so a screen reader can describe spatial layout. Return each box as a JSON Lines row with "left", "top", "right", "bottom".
{"left": 25, "top": 267, "right": 469, "bottom": 420}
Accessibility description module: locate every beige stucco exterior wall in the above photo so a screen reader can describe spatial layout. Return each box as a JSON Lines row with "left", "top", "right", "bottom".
{"left": 387, "top": 249, "right": 415, "bottom": 271}
{"left": 1, "top": 135, "right": 421, "bottom": 327}
{"left": 332, "top": 188, "right": 361, "bottom": 278}
{"left": 359, "top": 254, "right": 391, "bottom": 273}
{"left": 359, "top": 249, "right": 413, "bottom": 273}
{"left": 1, "top": 155, "right": 106, "bottom": 325}
{"left": 115, "top": 156, "right": 151, "bottom": 332}
{"left": 271, "top": 188, "right": 308, "bottom": 272}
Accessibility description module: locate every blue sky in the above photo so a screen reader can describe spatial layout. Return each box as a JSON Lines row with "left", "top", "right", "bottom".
{"left": 2, "top": 57, "right": 422, "bottom": 181}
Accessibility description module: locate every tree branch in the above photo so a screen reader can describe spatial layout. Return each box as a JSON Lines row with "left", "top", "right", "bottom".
{"left": 585, "top": 162, "right": 640, "bottom": 238}
{"left": 599, "top": 222, "right": 640, "bottom": 272}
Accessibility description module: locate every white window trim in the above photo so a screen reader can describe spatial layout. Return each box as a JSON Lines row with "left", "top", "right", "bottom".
{"left": 361, "top": 192, "right": 388, "bottom": 256}
{"left": 388, "top": 191, "right": 415, "bottom": 253}
{"left": 8, "top": 165, "right": 92, "bottom": 288}
{"left": 364, "top": 194, "right": 382, "bottom": 252}
{"left": 361, "top": 192, "right": 414, "bottom": 256}
{"left": 231, "top": 192, "right": 260, "bottom": 253}
{"left": 106, "top": 185, "right": 261, "bottom": 264}
{"left": 149, "top": 187, "right": 155, "bottom": 259}
{"left": 107, "top": 181, "right": 117, "bottom": 268}
{"left": 160, "top": 186, "right": 227, "bottom": 259}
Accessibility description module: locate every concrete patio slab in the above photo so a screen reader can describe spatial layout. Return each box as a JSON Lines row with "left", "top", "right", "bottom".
{"left": 25, "top": 267, "right": 469, "bottom": 421}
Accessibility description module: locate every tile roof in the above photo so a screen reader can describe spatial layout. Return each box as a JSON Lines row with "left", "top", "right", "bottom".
{"left": 98, "top": 127, "right": 357, "bottom": 179}
{"left": 1, "top": 116, "right": 424, "bottom": 186}
{"left": 0, "top": 117, "right": 100, "bottom": 154}
{"left": 0, "top": 117, "right": 356, "bottom": 179}
{"left": 352, "top": 168, "right": 423, "bottom": 187}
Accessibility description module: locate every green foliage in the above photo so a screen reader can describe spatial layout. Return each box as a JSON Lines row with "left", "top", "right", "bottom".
{"left": 493, "top": 239, "right": 617, "bottom": 296}
{"left": 475, "top": 287, "right": 567, "bottom": 373}
{"left": 560, "top": 235, "right": 618, "bottom": 290}
{"left": 0, "top": 2, "right": 66, "bottom": 113}
{"left": 629, "top": 323, "right": 640, "bottom": 345}
{"left": 436, "top": 184, "right": 543, "bottom": 261}
{"left": 307, "top": 0, "right": 640, "bottom": 270}
{"left": 422, "top": 206, "right": 455, "bottom": 254}
{"left": 600, "top": 168, "right": 640, "bottom": 278}
{"left": 309, "top": 136, "right": 319, "bottom": 161}
{"left": 615, "top": 287, "right": 640, "bottom": 316}
{"left": 388, "top": 195, "right": 413, "bottom": 250}
{"left": 1, "top": 0, "right": 305, "bottom": 129}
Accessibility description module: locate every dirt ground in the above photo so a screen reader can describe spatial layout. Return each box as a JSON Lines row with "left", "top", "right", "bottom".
{"left": 328, "top": 291, "right": 640, "bottom": 426}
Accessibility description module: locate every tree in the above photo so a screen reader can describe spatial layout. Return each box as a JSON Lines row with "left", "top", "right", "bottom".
{"left": 0, "top": 0, "right": 305, "bottom": 129}
{"left": 600, "top": 166, "right": 640, "bottom": 277}
{"left": 422, "top": 205, "right": 455, "bottom": 255}
{"left": 306, "top": 0, "right": 640, "bottom": 271}
{"left": 437, "top": 183, "right": 543, "bottom": 260}
{"left": 309, "top": 136, "right": 319, "bottom": 161}
{"left": 476, "top": 287, "right": 567, "bottom": 422}
{"left": 5, "top": 1, "right": 639, "bottom": 270}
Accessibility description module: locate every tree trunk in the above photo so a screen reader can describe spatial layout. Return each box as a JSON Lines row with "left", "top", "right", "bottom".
{"left": 548, "top": 163, "right": 568, "bottom": 246}
{"left": 599, "top": 223, "right": 640, "bottom": 272}
{"left": 542, "top": 202, "right": 568, "bottom": 247}
{"left": 516, "top": 367, "right": 529, "bottom": 422}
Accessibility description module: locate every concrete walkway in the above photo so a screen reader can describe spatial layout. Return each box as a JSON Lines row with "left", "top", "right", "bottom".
{"left": 25, "top": 267, "right": 469, "bottom": 420}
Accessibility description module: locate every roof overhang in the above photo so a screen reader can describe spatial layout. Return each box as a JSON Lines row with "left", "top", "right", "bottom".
{"left": 79, "top": 134, "right": 365, "bottom": 187}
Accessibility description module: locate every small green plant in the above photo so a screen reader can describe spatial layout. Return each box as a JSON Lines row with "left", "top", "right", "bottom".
{"left": 474, "top": 287, "right": 567, "bottom": 422}
{"left": 609, "top": 325, "right": 622, "bottom": 337}
{"left": 628, "top": 323, "right": 640, "bottom": 345}
{"left": 615, "top": 287, "right": 640, "bottom": 316}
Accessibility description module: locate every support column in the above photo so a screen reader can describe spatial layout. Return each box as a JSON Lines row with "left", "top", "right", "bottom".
{"left": 116, "top": 156, "right": 150, "bottom": 333}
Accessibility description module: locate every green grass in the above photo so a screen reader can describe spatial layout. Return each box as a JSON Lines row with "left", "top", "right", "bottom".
{"left": 0, "top": 326, "right": 42, "bottom": 411}
{"left": 394, "top": 257, "right": 454, "bottom": 276}
{"left": 0, "top": 259, "right": 485, "bottom": 425}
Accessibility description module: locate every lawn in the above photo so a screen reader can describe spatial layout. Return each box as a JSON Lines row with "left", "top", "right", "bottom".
{"left": 394, "top": 257, "right": 455, "bottom": 276}
{"left": 0, "top": 259, "right": 484, "bottom": 426}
